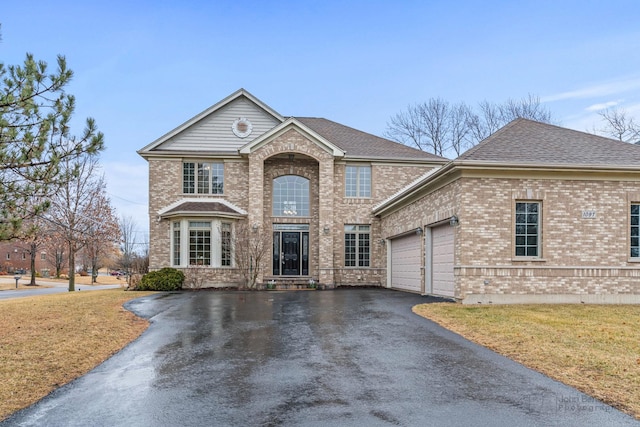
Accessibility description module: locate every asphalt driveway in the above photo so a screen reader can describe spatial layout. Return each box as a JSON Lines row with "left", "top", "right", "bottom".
{"left": 2, "top": 289, "right": 637, "bottom": 426}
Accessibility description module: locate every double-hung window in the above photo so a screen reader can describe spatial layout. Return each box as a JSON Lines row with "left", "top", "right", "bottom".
{"left": 631, "top": 204, "right": 640, "bottom": 258}
{"left": 515, "top": 202, "right": 540, "bottom": 257}
{"left": 189, "top": 221, "right": 211, "bottom": 266}
{"left": 183, "top": 162, "right": 224, "bottom": 194}
{"left": 345, "top": 165, "right": 371, "bottom": 198}
{"left": 344, "top": 225, "right": 371, "bottom": 267}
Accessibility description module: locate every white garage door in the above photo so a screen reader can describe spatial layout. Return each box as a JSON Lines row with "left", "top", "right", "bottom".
{"left": 391, "top": 233, "right": 422, "bottom": 293}
{"left": 431, "top": 224, "right": 455, "bottom": 297}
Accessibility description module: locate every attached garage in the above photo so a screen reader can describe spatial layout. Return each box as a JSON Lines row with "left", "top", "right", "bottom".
{"left": 429, "top": 224, "right": 455, "bottom": 297}
{"left": 390, "top": 232, "right": 422, "bottom": 293}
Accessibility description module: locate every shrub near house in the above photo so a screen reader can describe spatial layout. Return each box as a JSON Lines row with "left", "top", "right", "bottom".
{"left": 137, "top": 268, "right": 184, "bottom": 291}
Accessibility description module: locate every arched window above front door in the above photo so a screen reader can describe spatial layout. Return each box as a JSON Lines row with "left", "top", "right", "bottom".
{"left": 273, "top": 175, "right": 310, "bottom": 217}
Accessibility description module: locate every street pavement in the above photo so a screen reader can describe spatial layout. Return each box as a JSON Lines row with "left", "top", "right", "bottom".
{"left": 0, "top": 277, "right": 121, "bottom": 300}
{"left": 1, "top": 289, "right": 638, "bottom": 426}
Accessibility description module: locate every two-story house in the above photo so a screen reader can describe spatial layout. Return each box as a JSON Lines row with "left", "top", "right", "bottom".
{"left": 138, "top": 89, "right": 447, "bottom": 288}
{"left": 140, "top": 90, "right": 640, "bottom": 303}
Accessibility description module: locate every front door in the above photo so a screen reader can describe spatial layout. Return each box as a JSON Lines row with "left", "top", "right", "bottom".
{"left": 273, "top": 226, "right": 309, "bottom": 276}
{"left": 282, "top": 232, "right": 300, "bottom": 275}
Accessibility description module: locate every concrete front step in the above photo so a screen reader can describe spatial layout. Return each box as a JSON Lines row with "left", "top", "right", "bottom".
{"left": 265, "top": 283, "right": 318, "bottom": 290}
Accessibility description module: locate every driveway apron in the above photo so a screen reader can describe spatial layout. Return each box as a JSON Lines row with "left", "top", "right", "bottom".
{"left": 2, "top": 289, "right": 637, "bottom": 427}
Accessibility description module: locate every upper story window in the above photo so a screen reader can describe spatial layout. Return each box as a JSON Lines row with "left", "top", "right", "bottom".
{"left": 183, "top": 162, "right": 224, "bottom": 194}
{"left": 273, "top": 175, "right": 310, "bottom": 217}
{"left": 631, "top": 204, "right": 640, "bottom": 258}
{"left": 346, "top": 165, "right": 371, "bottom": 198}
{"left": 515, "top": 201, "right": 540, "bottom": 257}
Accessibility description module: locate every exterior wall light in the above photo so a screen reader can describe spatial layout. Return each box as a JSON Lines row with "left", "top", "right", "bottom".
{"left": 323, "top": 226, "right": 330, "bottom": 234}
{"left": 415, "top": 228, "right": 423, "bottom": 235}
{"left": 379, "top": 239, "right": 386, "bottom": 245}
{"left": 252, "top": 223, "right": 259, "bottom": 231}
{"left": 450, "top": 215, "right": 459, "bottom": 227}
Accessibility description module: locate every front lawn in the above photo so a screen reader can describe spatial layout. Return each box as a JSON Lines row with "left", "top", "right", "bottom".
{"left": 413, "top": 303, "right": 640, "bottom": 419}
{"left": 0, "top": 289, "right": 154, "bottom": 420}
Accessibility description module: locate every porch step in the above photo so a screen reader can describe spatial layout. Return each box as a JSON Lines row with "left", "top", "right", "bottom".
{"left": 263, "top": 278, "right": 319, "bottom": 291}
{"left": 271, "top": 284, "right": 316, "bottom": 291}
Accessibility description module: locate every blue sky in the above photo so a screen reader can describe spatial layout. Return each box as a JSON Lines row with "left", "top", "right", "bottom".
{"left": 3, "top": 0, "right": 640, "bottom": 238}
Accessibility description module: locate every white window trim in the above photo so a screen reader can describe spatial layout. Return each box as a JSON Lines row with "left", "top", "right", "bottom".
{"left": 345, "top": 165, "right": 371, "bottom": 198}
{"left": 344, "top": 224, "right": 371, "bottom": 267}
{"left": 170, "top": 218, "right": 234, "bottom": 268}
{"left": 182, "top": 161, "right": 224, "bottom": 195}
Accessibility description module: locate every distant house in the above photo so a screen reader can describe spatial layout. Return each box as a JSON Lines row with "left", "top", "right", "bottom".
{"left": 139, "top": 90, "right": 640, "bottom": 303}
{"left": 0, "top": 242, "right": 48, "bottom": 276}
{"left": 138, "top": 89, "right": 446, "bottom": 288}
{"left": 374, "top": 119, "right": 640, "bottom": 303}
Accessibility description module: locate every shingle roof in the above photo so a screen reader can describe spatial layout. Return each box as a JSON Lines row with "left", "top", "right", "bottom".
{"left": 162, "top": 202, "right": 244, "bottom": 216}
{"left": 295, "top": 117, "right": 446, "bottom": 161}
{"left": 458, "top": 118, "right": 640, "bottom": 166}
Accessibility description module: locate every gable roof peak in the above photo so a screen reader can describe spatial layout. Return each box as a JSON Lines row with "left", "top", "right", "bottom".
{"left": 138, "top": 88, "right": 284, "bottom": 154}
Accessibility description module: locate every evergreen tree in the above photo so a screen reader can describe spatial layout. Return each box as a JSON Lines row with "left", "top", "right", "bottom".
{"left": 0, "top": 53, "right": 104, "bottom": 239}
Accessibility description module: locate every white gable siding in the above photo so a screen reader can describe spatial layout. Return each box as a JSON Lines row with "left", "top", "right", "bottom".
{"left": 158, "top": 97, "right": 281, "bottom": 152}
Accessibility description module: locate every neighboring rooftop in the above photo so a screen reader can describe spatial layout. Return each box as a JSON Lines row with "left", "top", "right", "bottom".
{"left": 457, "top": 118, "right": 640, "bottom": 166}
{"left": 296, "top": 117, "right": 447, "bottom": 161}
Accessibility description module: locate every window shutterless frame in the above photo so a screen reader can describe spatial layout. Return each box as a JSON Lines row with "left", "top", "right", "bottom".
{"left": 631, "top": 203, "right": 640, "bottom": 258}
{"left": 183, "top": 162, "right": 224, "bottom": 195}
{"left": 344, "top": 225, "right": 371, "bottom": 267}
{"left": 514, "top": 201, "right": 541, "bottom": 258}
{"left": 345, "top": 165, "right": 371, "bottom": 198}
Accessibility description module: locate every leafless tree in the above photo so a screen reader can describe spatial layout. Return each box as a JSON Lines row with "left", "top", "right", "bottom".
{"left": 385, "top": 104, "right": 429, "bottom": 151}
{"left": 47, "top": 154, "right": 108, "bottom": 291}
{"left": 12, "top": 198, "right": 52, "bottom": 285}
{"left": 449, "top": 102, "right": 474, "bottom": 156}
{"left": 386, "top": 94, "right": 554, "bottom": 157}
{"left": 468, "top": 100, "right": 503, "bottom": 142}
{"left": 598, "top": 108, "right": 640, "bottom": 144}
{"left": 233, "top": 221, "right": 270, "bottom": 289}
{"left": 500, "top": 94, "right": 552, "bottom": 124}
{"left": 43, "top": 229, "right": 67, "bottom": 278}
{"left": 118, "top": 215, "right": 137, "bottom": 280}
{"left": 131, "top": 235, "right": 149, "bottom": 274}
{"left": 83, "top": 192, "right": 120, "bottom": 282}
{"left": 19, "top": 220, "right": 48, "bottom": 285}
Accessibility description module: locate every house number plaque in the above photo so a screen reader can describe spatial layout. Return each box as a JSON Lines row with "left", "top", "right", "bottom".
{"left": 581, "top": 210, "right": 596, "bottom": 219}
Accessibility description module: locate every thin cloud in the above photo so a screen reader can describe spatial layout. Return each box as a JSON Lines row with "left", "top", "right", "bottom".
{"left": 542, "top": 77, "right": 640, "bottom": 102}
{"left": 585, "top": 100, "right": 623, "bottom": 112}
